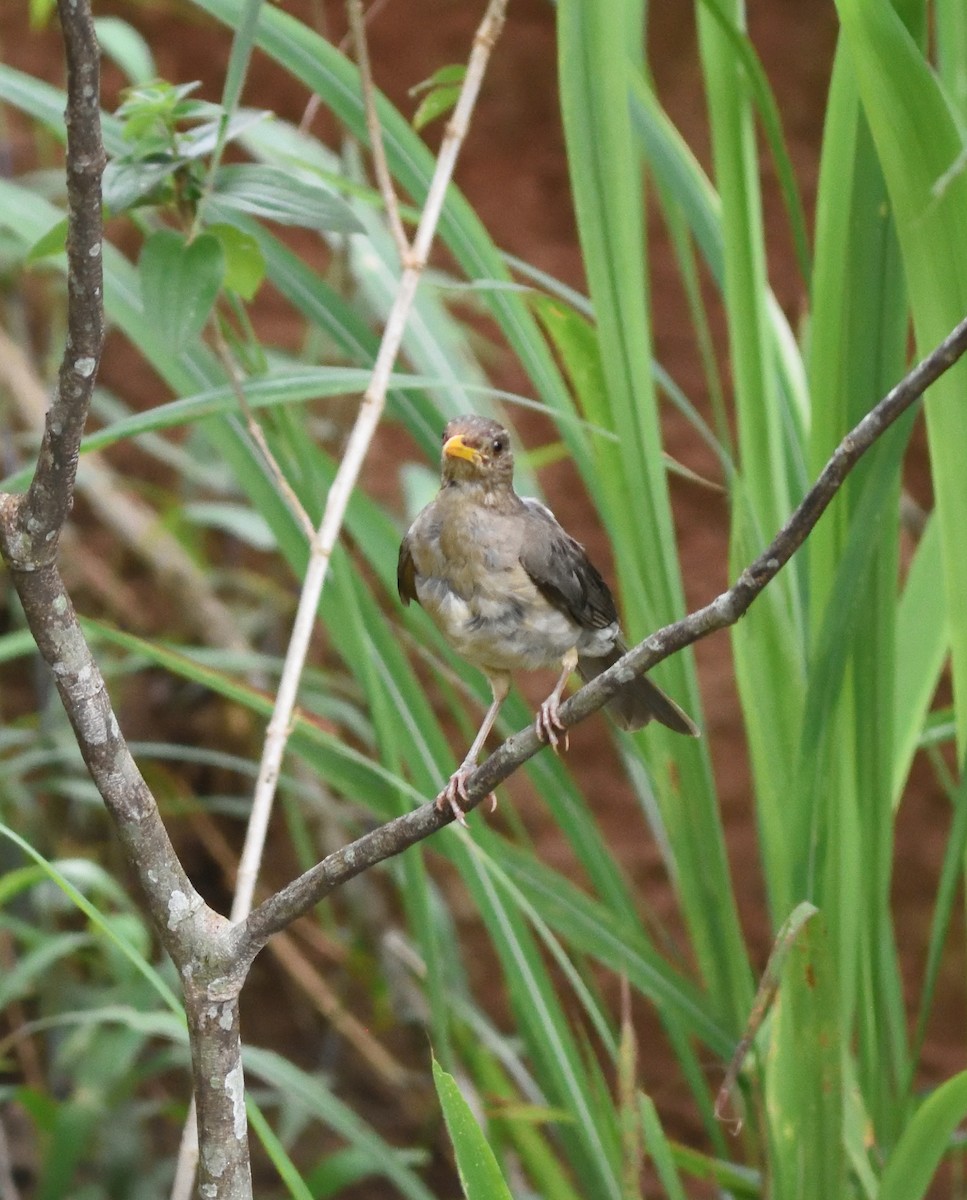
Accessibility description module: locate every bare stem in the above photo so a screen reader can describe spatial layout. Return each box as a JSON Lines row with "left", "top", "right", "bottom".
{"left": 348, "top": 0, "right": 410, "bottom": 260}
{"left": 211, "top": 321, "right": 316, "bottom": 541}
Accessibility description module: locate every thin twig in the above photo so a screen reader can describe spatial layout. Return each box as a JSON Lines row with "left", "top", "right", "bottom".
{"left": 298, "top": 0, "right": 391, "bottom": 133}
{"left": 169, "top": 1115, "right": 199, "bottom": 1200}
{"left": 231, "top": 311, "right": 967, "bottom": 957}
{"left": 210, "top": 321, "right": 316, "bottom": 541}
{"left": 235, "top": 0, "right": 510, "bottom": 924}
{"left": 0, "top": 1114, "right": 20, "bottom": 1200}
{"left": 714, "top": 901, "right": 818, "bottom": 1129}
{"left": 348, "top": 0, "right": 410, "bottom": 261}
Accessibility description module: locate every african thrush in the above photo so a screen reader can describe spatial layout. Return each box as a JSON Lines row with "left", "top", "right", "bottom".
{"left": 398, "top": 415, "right": 698, "bottom": 823}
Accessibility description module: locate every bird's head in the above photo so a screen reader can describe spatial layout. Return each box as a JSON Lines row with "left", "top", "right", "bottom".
{"left": 440, "top": 415, "right": 515, "bottom": 492}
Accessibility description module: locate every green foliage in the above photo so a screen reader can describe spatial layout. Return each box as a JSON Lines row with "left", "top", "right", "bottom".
{"left": 410, "top": 65, "right": 467, "bottom": 131}
{"left": 1, "top": 0, "right": 965, "bottom": 1195}
{"left": 138, "top": 228, "right": 225, "bottom": 352}
{"left": 432, "top": 1056, "right": 514, "bottom": 1199}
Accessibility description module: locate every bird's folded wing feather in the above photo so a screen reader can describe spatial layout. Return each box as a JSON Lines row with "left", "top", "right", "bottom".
{"left": 397, "top": 534, "right": 418, "bottom": 605}
{"left": 518, "top": 499, "right": 617, "bottom": 631}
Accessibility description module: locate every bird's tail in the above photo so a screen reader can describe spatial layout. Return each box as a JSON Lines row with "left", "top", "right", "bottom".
{"left": 577, "top": 642, "right": 699, "bottom": 736}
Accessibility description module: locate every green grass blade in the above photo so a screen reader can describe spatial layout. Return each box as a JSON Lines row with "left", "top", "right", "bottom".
{"left": 693, "top": 0, "right": 807, "bottom": 934}
{"left": 803, "top": 32, "right": 914, "bottom": 1142}
{"left": 893, "top": 518, "right": 948, "bottom": 803}
{"left": 907, "top": 764, "right": 967, "bottom": 1095}
{"left": 245, "top": 1100, "right": 314, "bottom": 1200}
{"left": 243, "top": 1047, "right": 437, "bottom": 1200}
{"left": 639, "top": 1093, "right": 688, "bottom": 1200}
{"left": 459, "top": 851, "right": 624, "bottom": 1199}
{"left": 836, "top": 0, "right": 967, "bottom": 756}
{"left": 0, "top": 824, "right": 182, "bottom": 1012}
{"left": 694, "top": 0, "right": 811, "bottom": 284}
{"left": 880, "top": 1070, "right": 967, "bottom": 1200}
{"left": 432, "top": 1056, "right": 515, "bottom": 1200}
{"left": 558, "top": 0, "right": 750, "bottom": 1027}
{"left": 764, "top": 914, "right": 845, "bottom": 1200}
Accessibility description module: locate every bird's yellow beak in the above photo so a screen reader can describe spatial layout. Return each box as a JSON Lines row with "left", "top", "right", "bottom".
{"left": 443, "top": 433, "right": 483, "bottom": 465}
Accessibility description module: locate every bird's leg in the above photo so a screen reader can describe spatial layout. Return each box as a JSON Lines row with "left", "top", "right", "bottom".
{"left": 437, "top": 673, "right": 510, "bottom": 825}
{"left": 535, "top": 647, "right": 578, "bottom": 754}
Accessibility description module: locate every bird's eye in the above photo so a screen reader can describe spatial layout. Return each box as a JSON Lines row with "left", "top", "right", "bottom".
{"left": 492, "top": 436, "right": 506, "bottom": 454}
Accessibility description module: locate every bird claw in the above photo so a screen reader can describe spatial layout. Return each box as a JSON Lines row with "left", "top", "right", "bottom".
{"left": 434, "top": 769, "right": 497, "bottom": 826}
{"left": 535, "top": 700, "right": 569, "bottom": 754}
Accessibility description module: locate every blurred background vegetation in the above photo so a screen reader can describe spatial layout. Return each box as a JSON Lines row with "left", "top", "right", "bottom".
{"left": 1, "top": 0, "right": 966, "bottom": 1196}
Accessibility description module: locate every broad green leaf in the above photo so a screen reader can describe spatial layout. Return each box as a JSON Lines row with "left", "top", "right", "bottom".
{"left": 0, "top": 630, "right": 38, "bottom": 665}
{"left": 205, "top": 221, "right": 265, "bottom": 298}
{"left": 138, "top": 229, "right": 225, "bottom": 353}
{"left": 28, "top": 0, "right": 56, "bottom": 26}
{"left": 307, "top": 1147, "right": 413, "bottom": 1199}
{"left": 26, "top": 216, "right": 67, "bottom": 261}
{"left": 410, "top": 64, "right": 468, "bottom": 94}
{"left": 0, "top": 932, "right": 92, "bottom": 1010}
{"left": 413, "top": 84, "right": 462, "bottom": 132}
{"left": 104, "top": 157, "right": 181, "bottom": 212}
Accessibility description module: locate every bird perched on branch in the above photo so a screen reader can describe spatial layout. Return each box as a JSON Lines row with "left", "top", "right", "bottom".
{"left": 398, "top": 415, "right": 699, "bottom": 824}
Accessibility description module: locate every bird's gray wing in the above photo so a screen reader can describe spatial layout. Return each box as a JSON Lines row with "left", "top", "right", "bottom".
{"left": 397, "top": 532, "right": 419, "bottom": 606}
{"left": 518, "top": 498, "right": 617, "bottom": 631}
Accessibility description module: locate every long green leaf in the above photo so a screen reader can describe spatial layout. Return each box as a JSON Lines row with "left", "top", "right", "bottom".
{"left": 880, "top": 1071, "right": 967, "bottom": 1200}
{"left": 836, "top": 0, "right": 967, "bottom": 757}
{"left": 765, "top": 914, "right": 845, "bottom": 1200}
{"left": 432, "top": 1056, "right": 515, "bottom": 1200}
{"left": 558, "top": 0, "right": 750, "bottom": 1031}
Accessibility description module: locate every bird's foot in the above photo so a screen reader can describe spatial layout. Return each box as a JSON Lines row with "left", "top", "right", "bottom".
{"left": 435, "top": 768, "right": 497, "bottom": 827}
{"left": 535, "top": 698, "right": 569, "bottom": 754}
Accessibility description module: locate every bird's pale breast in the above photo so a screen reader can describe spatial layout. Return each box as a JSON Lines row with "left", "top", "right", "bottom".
{"left": 408, "top": 498, "right": 586, "bottom": 673}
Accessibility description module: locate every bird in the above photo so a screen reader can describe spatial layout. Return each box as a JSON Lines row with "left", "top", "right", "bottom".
{"left": 397, "top": 414, "right": 699, "bottom": 824}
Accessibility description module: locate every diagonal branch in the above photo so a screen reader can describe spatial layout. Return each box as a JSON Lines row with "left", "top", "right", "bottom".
{"left": 231, "top": 311, "right": 967, "bottom": 960}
